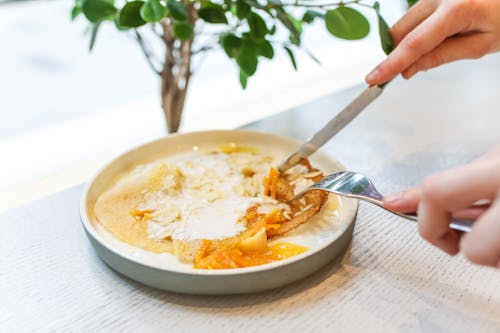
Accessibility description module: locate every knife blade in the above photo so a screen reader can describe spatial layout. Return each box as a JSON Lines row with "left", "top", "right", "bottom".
{"left": 277, "top": 84, "right": 386, "bottom": 172}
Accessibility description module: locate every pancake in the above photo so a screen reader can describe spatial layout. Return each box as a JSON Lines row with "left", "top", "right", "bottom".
{"left": 94, "top": 145, "right": 333, "bottom": 269}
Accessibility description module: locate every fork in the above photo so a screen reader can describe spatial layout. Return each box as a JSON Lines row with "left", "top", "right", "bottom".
{"left": 294, "top": 171, "right": 474, "bottom": 233}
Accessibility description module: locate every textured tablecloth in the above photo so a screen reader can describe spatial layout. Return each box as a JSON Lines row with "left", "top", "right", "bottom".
{"left": 2, "top": 56, "right": 500, "bottom": 332}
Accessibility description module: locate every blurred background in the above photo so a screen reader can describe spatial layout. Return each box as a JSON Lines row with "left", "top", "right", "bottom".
{"left": 0, "top": 0, "right": 405, "bottom": 211}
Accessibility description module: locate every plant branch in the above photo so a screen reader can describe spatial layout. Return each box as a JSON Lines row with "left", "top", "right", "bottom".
{"left": 134, "top": 30, "right": 162, "bottom": 75}
{"left": 282, "top": 0, "right": 374, "bottom": 9}
{"left": 191, "top": 44, "right": 218, "bottom": 55}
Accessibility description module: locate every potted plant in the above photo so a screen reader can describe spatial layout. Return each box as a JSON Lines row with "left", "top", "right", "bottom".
{"left": 72, "top": 0, "right": 392, "bottom": 133}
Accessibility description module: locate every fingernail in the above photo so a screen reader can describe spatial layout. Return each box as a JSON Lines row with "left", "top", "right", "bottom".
{"left": 365, "top": 68, "right": 380, "bottom": 84}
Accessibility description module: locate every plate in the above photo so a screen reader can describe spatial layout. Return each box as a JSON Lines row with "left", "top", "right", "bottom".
{"left": 80, "top": 130, "right": 358, "bottom": 294}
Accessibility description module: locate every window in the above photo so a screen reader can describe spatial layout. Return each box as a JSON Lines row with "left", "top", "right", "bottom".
{"left": 0, "top": 0, "right": 404, "bottom": 211}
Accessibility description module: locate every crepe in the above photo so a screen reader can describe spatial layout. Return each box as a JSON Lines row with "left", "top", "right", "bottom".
{"left": 94, "top": 147, "right": 331, "bottom": 269}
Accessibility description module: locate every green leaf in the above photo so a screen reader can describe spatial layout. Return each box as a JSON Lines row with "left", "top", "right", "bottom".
{"left": 290, "top": 36, "right": 299, "bottom": 45}
{"left": 239, "top": 70, "right": 248, "bottom": 89}
{"left": 173, "top": 22, "right": 193, "bottom": 40}
{"left": 81, "top": 0, "right": 117, "bottom": 23}
{"left": 288, "top": 14, "right": 302, "bottom": 33}
{"left": 113, "top": 15, "right": 128, "bottom": 30}
{"left": 257, "top": 40, "right": 274, "bottom": 59}
{"left": 221, "top": 33, "right": 242, "bottom": 58}
{"left": 269, "top": 24, "right": 276, "bottom": 35}
{"left": 247, "top": 12, "right": 267, "bottom": 40}
{"left": 236, "top": 39, "right": 258, "bottom": 76}
{"left": 198, "top": 6, "right": 228, "bottom": 24}
{"left": 325, "top": 7, "right": 369, "bottom": 40}
{"left": 140, "top": 0, "right": 167, "bottom": 22}
{"left": 236, "top": 0, "right": 250, "bottom": 19}
{"left": 71, "top": 6, "right": 82, "bottom": 20}
{"left": 289, "top": 15, "right": 303, "bottom": 45}
{"left": 302, "top": 10, "right": 323, "bottom": 24}
{"left": 167, "top": 0, "right": 188, "bottom": 21}
{"left": 276, "top": 9, "right": 301, "bottom": 45}
{"left": 284, "top": 46, "right": 297, "bottom": 70}
{"left": 374, "top": 2, "right": 393, "bottom": 54}
{"left": 89, "top": 22, "right": 101, "bottom": 51}
{"left": 71, "top": 0, "right": 84, "bottom": 20}
{"left": 407, "top": 0, "right": 418, "bottom": 7}
{"left": 119, "top": 1, "right": 146, "bottom": 28}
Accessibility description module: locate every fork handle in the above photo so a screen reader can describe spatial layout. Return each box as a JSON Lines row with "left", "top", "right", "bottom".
{"left": 366, "top": 198, "right": 474, "bottom": 233}
{"left": 395, "top": 212, "right": 474, "bottom": 233}
{"left": 357, "top": 196, "right": 475, "bottom": 232}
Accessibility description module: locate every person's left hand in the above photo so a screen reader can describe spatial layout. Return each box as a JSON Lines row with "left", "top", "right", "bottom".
{"left": 383, "top": 146, "right": 500, "bottom": 268}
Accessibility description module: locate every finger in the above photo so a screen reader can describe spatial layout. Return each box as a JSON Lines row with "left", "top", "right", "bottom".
{"left": 383, "top": 187, "right": 421, "bottom": 213}
{"left": 390, "top": 0, "right": 437, "bottom": 46}
{"left": 418, "top": 199, "right": 460, "bottom": 255}
{"left": 452, "top": 205, "right": 489, "bottom": 220}
{"left": 366, "top": 7, "right": 469, "bottom": 85}
{"left": 420, "top": 159, "right": 500, "bottom": 212}
{"left": 402, "top": 32, "right": 494, "bottom": 79}
{"left": 416, "top": 159, "right": 500, "bottom": 255}
{"left": 384, "top": 188, "right": 489, "bottom": 218}
{"left": 460, "top": 195, "right": 500, "bottom": 267}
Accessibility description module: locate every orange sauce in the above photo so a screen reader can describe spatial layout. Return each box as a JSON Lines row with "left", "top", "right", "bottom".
{"left": 265, "top": 243, "right": 308, "bottom": 260}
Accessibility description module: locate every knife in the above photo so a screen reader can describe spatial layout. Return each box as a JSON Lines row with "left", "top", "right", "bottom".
{"left": 277, "top": 82, "right": 390, "bottom": 173}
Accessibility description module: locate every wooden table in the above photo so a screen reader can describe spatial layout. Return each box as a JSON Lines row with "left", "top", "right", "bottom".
{"left": 2, "top": 56, "right": 499, "bottom": 332}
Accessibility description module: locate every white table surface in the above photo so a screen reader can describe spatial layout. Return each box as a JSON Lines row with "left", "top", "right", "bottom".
{"left": 2, "top": 56, "right": 500, "bottom": 332}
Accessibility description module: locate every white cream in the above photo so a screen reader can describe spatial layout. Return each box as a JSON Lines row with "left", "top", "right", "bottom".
{"left": 137, "top": 150, "right": 276, "bottom": 241}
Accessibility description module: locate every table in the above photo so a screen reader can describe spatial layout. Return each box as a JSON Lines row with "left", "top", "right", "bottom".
{"left": 2, "top": 55, "right": 500, "bottom": 332}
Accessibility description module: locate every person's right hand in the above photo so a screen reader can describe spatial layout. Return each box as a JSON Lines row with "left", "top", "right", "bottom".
{"left": 366, "top": 0, "right": 500, "bottom": 86}
{"left": 383, "top": 146, "right": 500, "bottom": 268}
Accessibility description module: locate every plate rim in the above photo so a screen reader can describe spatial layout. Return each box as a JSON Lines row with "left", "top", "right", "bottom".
{"left": 80, "top": 129, "right": 358, "bottom": 277}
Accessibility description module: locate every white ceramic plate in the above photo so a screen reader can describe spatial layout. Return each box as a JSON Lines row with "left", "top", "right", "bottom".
{"left": 80, "top": 130, "right": 358, "bottom": 295}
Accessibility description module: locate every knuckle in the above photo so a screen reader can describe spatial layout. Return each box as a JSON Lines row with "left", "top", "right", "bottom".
{"left": 429, "top": 52, "right": 445, "bottom": 68}
{"left": 447, "top": 0, "right": 467, "bottom": 17}
{"left": 418, "top": 221, "right": 434, "bottom": 242}
{"left": 421, "top": 175, "right": 445, "bottom": 205}
{"left": 402, "top": 32, "right": 424, "bottom": 52}
{"left": 421, "top": 52, "right": 445, "bottom": 70}
{"left": 446, "top": 0, "right": 477, "bottom": 29}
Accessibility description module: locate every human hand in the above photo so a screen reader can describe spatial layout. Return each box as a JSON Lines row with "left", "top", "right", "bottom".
{"left": 383, "top": 146, "right": 500, "bottom": 268}
{"left": 366, "top": 0, "right": 500, "bottom": 86}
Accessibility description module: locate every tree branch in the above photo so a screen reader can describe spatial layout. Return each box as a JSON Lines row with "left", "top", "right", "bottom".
{"left": 283, "top": 0, "right": 373, "bottom": 8}
{"left": 191, "top": 44, "right": 218, "bottom": 55}
{"left": 134, "top": 30, "right": 162, "bottom": 76}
